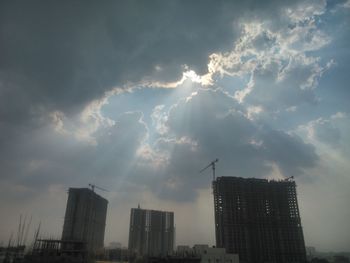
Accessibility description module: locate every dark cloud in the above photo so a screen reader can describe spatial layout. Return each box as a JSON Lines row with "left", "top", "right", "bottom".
{"left": 313, "top": 119, "right": 341, "bottom": 146}
{"left": 246, "top": 59, "right": 319, "bottom": 110}
{"left": 0, "top": 1, "right": 233, "bottom": 118}
{"left": 0, "top": 87, "right": 319, "bottom": 203}
{"left": 300, "top": 114, "right": 349, "bottom": 149}
{"left": 1, "top": 0, "right": 348, "bottom": 251}
{"left": 262, "top": 129, "right": 319, "bottom": 176}
{"left": 0, "top": 1, "right": 313, "bottom": 177}
{"left": 0, "top": 111, "right": 148, "bottom": 199}
{"left": 0, "top": 0, "right": 309, "bottom": 194}
{"left": 146, "top": 88, "right": 319, "bottom": 201}
{"left": 0, "top": 0, "right": 307, "bottom": 119}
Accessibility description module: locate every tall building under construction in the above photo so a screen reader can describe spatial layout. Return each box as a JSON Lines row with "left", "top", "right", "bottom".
{"left": 213, "top": 177, "right": 307, "bottom": 263}
{"left": 61, "top": 188, "right": 108, "bottom": 253}
{"left": 128, "top": 207, "right": 175, "bottom": 257}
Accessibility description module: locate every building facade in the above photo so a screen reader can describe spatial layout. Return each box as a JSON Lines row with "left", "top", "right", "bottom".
{"left": 128, "top": 207, "right": 175, "bottom": 256}
{"left": 213, "top": 177, "right": 306, "bottom": 263}
{"left": 61, "top": 188, "right": 108, "bottom": 253}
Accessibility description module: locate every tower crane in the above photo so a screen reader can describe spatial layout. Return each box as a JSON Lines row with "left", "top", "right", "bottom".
{"left": 199, "top": 158, "right": 219, "bottom": 181}
{"left": 88, "top": 183, "right": 109, "bottom": 192}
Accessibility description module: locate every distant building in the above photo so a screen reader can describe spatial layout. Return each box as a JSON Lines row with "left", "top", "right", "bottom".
{"left": 213, "top": 177, "right": 306, "bottom": 263}
{"left": 143, "top": 256, "right": 201, "bottom": 263}
{"left": 334, "top": 256, "right": 350, "bottom": 263}
{"left": 195, "top": 244, "right": 239, "bottom": 263}
{"left": 108, "top": 242, "right": 122, "bottom": 249}
{"left": 61, "top": 188, "right": 108, "bottom": 253}
{"left": 26, "top": 239, "right": 88, "bottom": 263}
{"left": 104, "top": 246, "right": 130, "bottom": 262}
{"left": 176, "top": 244, "right": 239, "bottom": 263}
{"left": 306, "top": 246, "right": 317, "bottom": 260}
{"left": 177, "top": 246, "right": 193, "bottom": 256}
{"left": 0, "top": 245, "right": 25, "bottom": 263}
{"left": 128, "top": 206, "right": 175, "bottom": 257}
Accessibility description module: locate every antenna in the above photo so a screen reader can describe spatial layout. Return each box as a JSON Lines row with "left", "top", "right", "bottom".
{"left": 199, "top": 158, "right": 219, "bottom": 181}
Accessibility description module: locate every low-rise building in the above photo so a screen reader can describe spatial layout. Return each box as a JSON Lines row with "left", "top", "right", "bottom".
{"left": 176, "top": 244, "right": 239, "bottom": 263}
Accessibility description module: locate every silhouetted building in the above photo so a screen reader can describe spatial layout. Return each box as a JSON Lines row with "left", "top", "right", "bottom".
{"left": 128, "top": 207, "right": 175, "bottom": 257}
{"left": 61, "top": 188, "right": 108, "bottom": 254}
{"left": 0, "top": 245, "right": 25, "bottom": 263}
{"left": 103, "top": 246, "right": 130, "bottom": 262}
{"left": 213, "top": 177, "right": 306, "bottom": 263}
{"left": 143, "top": 256, "right": 201, "bottom": 263}
{"left": 176, "top": 244, "right": 239, "bottom": 263}
{"left": 26, "top": 239, "right": 88, "bottom": 263}
{"left": 334, "top": 256, "right": 350, "bottom": 263}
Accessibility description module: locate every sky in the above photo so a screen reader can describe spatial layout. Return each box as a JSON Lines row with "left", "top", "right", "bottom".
{"left": 0, "top": 0, "right": 350, "bottom": 252}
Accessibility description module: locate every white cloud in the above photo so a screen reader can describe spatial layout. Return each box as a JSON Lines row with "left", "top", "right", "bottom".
{"left": 190, "top": 3, "right": 333, "bottom": 120}
{"left": 49, "top": 96, "right": 115, "bottom": 145}
{"left": 234, "top": 76, "right": 254, "bottom": 103}
{"left": 284, "top": 0, "right": 326, "bottom": 23}
{"left": 295, "top": 112, "right": 350, "bottom": 251}
{"left": 297, "top": 113, "right": 348, "bottom": 148}
{"left": 344, "top": 0, "right": 350, "bottom": 8}
{"left": 141, "top": 88, "right": 318, "bottom": 199}
{"left": 151, "top": 104, "right": 169, "bottom": 135}
{"left": 1, "top": 0, "right": 349, "bottom": 252}
{"left": 246, "top": 105, "right": 263, "bottom": 120}
{"left": 331, "top": 111, "right": 346, "bottom": 120}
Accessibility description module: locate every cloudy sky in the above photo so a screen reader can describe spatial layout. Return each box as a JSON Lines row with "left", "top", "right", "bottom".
{"left": 1, "top": 0, "right": 350, "bottom": 252}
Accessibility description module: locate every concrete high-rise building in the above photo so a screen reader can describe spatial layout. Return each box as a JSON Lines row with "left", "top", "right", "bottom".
{"left": 61, "top": 188, "right": 108, "bottom": 253}
{"left": 213, "top": 177, "right": 306, "bottom": 263}
{"left": 128, "top": 207, "right": 175, "bottom": 257}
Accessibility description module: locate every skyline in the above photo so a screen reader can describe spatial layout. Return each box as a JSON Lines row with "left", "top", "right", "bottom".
{"left": 0, "top": 0, "right": 350, "bottom": 252}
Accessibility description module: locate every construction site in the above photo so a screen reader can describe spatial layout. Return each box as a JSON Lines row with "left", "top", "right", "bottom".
{"left": 0, "top": 184, "right": 107, "bottom": 263}
{"left": 213, "top": 176, "right": 307, "bottom": 263}
{"left": 1, "top": 161, "right": 308, "bottom": 263}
